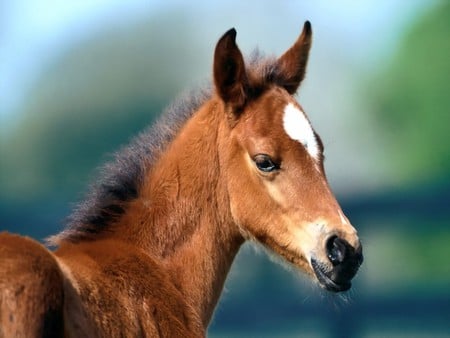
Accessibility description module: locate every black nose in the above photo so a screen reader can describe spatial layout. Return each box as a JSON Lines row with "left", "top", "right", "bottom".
{"left": 312, "top": 235, "right": 363, "bottom": 292}
{"left": 326, "top": 235, "right": 363, "bottom": 267}
{"left": 326, "top": 236, "right": 346, "bottom": 265}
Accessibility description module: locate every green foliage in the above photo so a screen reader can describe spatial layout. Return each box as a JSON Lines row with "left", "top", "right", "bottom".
{"left": 371, "top": 2, "right": 450, "bottom": 183}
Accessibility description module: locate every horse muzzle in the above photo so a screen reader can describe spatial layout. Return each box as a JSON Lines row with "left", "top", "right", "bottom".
{"left": 311, "top": 235, "right": 363, "bottom": 292}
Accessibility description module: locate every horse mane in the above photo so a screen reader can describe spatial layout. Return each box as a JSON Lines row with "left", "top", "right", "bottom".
{"left": 50, "top": 51, "right": 281, "bottom": 245}
{"left": 47, "top": 86, "right": 211, "bottom": 245}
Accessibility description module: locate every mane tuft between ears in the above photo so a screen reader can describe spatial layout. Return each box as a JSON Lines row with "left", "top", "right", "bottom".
{"left": 213, "top": 21, "right": 313, "bottom": 115}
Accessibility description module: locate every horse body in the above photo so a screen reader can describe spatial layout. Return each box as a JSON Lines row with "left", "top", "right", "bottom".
{"left": 0, "top": 22, "right": 363, "bottom": 337}
{"left": 56, "top": 239, "right": 204, "bottom": 337}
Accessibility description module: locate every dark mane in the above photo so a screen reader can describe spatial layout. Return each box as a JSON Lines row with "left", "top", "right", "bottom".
{"left": 49, "top": 86, "right": 211, "bottom": 244}
{"left": 50, "top": 52, "right": 281, "bottom": 245}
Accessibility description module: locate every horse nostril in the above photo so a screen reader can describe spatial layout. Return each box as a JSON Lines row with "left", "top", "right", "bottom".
{"left": 326, "top": 236, "right": 347, "bottom": 266}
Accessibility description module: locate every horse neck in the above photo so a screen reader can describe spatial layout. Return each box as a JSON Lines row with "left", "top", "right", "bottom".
{"left": 118, "top": 98, "right": 244, "bottom": 326}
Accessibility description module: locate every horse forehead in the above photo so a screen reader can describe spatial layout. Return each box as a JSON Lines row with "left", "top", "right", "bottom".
{"left": 282, "top": 102, "right": 319, "bottom": 160}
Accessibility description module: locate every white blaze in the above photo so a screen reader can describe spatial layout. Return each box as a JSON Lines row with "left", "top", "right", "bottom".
{"left": 283, "top": 103, "right": 319, "bottom": 159}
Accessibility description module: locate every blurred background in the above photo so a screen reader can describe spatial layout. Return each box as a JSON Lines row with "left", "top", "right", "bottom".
{"left": 1, "top": 0, "right": 449, "bottom": 337}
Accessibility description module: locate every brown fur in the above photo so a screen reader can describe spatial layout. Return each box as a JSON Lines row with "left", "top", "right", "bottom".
{"left": 0, "top": 233, "right": 64, "bottom": 337}
{"left": 0, "top": 22, "right": 362, "bottom": 336}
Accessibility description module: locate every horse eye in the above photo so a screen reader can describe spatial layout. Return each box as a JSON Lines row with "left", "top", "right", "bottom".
{"left": 253, "top": 154, "right": 279, "bottom": 173}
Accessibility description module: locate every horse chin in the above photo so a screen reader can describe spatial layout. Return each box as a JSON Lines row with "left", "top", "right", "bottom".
{"left": 310, "top": 258, "right": 351, "bottom": 293}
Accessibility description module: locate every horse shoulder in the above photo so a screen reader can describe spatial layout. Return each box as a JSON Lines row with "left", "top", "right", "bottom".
{"left": 0, "top": 232, "right": 64, "bottom": 337}
{"left": 55, "top": 239, "right": 204, "bottom": 337}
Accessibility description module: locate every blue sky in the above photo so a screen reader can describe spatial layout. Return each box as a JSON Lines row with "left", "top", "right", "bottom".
{"left": 0, "top": 0, "right": 436, "bottom": 123}
{"left": 1, "top": 0, "right": 155, "bottom": 121}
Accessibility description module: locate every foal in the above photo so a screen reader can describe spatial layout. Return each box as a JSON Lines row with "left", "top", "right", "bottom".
{"left": 0, "top": 21, "right": 362, "bottom": 337}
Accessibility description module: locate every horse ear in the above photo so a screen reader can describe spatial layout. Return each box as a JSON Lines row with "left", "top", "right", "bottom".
{"left": 274, "top": 21, "right": 312, "bottom": 94}
{"left": 213, "top": 28, "right": 248, "bottom": 111}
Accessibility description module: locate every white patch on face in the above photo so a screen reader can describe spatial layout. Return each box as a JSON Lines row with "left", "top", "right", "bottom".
{"left": 283, "top": 103, "right": 319, "bottom": 160}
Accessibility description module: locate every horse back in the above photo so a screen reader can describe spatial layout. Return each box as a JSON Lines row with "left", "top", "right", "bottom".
{"left": 0, "top": 232, "right": 64, "bottom": 338}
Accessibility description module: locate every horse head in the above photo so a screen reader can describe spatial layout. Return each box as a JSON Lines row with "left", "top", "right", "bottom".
{"left": 214, "top": 22, "right": 363, "bottom": 292}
